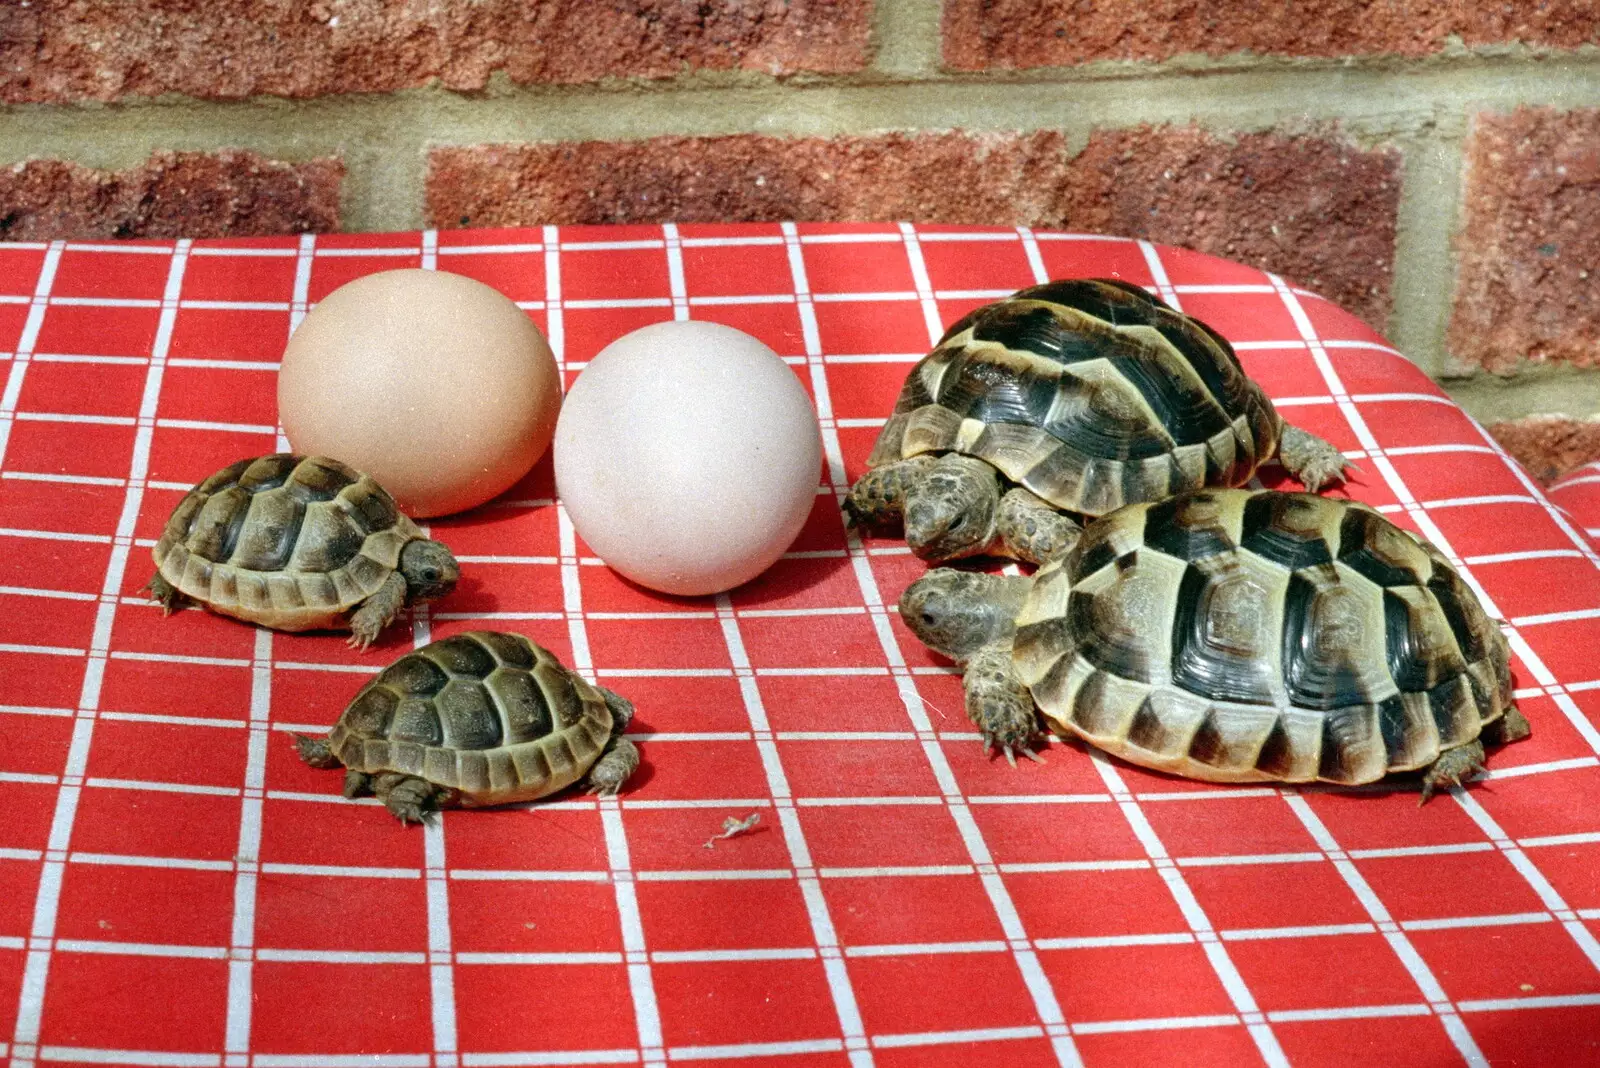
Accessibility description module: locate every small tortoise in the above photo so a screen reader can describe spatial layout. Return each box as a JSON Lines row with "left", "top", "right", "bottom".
{"left": 899, "top": 489, "right": 1529, "bottom": 799}
{"left": 147, "top": 454, "right": 458, "bottom": 648}
{"left": 296, "top": 630, "right": 639, "bottom": 822}
{"left": 846, "top": 279, "right": 1352, "bottom": 564}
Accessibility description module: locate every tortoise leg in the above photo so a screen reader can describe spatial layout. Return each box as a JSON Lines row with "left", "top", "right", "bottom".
{"left": 996, "top": 487, "right": 1082, "bottom": 565}
{"left": 142, "top": 573, "right": 188, "bottom": 615}
{"left": 371, "top": 772, "right": 443, "bottom": 824}
{"left": 342, "top": 769, "right": 373, "bottom": 798}
{"left": 842, "top": 456, "right": 936, "bottom": 530}
{"left": 583, "top": 737, "right": 641, "bottom": 797}
{"left": 1419, "top": 740, "right": 1487, "bottom": 805}
{"left": 964, "top": 642, "right": 1044, "bottom": 768}
{"left": 1277, "top": 424, "right": 1353, "bottom": 494}
{"left": 293, "top": 733, "right": 340, "bottom": 769}
{"left": 347, "top": 572, "right": 408, "bottom": 651}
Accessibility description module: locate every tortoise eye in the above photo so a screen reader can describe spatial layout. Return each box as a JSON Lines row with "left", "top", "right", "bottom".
{"left": 920, "top": 611, "right": 937, "bottom": 626}
{"left": 423, "top": 568, "right": 439, "bottom": 583}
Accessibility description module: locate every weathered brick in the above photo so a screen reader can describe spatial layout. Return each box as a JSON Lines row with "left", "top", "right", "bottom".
{"left": 942, "top": 0, "right": 1600, "bottom": 69}
{"left": 0, "top": 151, "right": 343, "bottom": 240}
{"left": 428, "top": 126, "right": 1399, "bottom": 326}
{"left": 1060, "top": 127, "right": 1399, "bottom": 326}
{"left": 0, "top": 0, "right": 870, "bottom": 104}
{"left": 1489, "top": 415, "right": 1600, "bottom": 484}
{"left": 1449, "top": 107, "right": 1600, "bottom": 375}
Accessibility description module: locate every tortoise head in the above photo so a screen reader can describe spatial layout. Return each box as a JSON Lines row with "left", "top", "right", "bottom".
{"left": 899, "top": 568, "right": 1031, "bottom": 661}
{"left": 399, "top": 539, "right": 460, "bottom": 601}
{"left": 903, "top": 456, "right": 1003, "bottom": 562}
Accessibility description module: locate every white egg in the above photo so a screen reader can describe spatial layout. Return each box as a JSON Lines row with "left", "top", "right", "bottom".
{"left": 555, "top": 321, "right": 821, "bottom": 596}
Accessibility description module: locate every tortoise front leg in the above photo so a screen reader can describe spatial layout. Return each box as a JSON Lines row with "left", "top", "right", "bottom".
{"left": 996, "top": 487, "right": 1082, "bottom": 564}
{"left": 142, "top": 573, "right": 189, "bottom": 615}
{"left": 348, "top": 571, "right": 408, "bottom": 650}
{"left": 371, "top": 771, "right": 445, "bottom": 824}
{"left": 583, "top": 737, "right": 641, "bottom": 797}
{"left": 1277, "top": 424, "right": 1353, "bottom": 494}
{"left": 842, "top": 456, "right": 936, "bottom": 530}
{"left": 1418, "top": 741, "right": 1486, "bottom": 805}
{"left": 964, "top": 643, "right": 1044, "bottom": 767}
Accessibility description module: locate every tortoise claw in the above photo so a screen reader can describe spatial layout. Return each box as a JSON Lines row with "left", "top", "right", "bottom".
{"left": 1003, "top": 746, "right": 1018, "bottom": 769}
{"left": 1021, "top": 746, "right": 1046, "bottom": 765}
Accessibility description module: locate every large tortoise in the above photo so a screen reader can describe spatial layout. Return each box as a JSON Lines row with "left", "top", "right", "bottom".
{"left": 296, "top": 630, "right": 639, "bottom": 822}
{"left": 899, "top": 488, "right": 1529, "bottom": 799}
{"left": 146, "top": 454, "right": 458, "bottom": 649}
{"left": 846, "top": 279, "right": 1352, "bottom": 564}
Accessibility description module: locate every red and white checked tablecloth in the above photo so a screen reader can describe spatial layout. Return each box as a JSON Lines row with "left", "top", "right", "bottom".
{"left": 1, "top": 223, "right": 1598, "bottom": 1068}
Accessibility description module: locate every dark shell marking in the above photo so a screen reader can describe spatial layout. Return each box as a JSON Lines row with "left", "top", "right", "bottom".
{"left": 1014, "top": 490, "right": 1513, "bottom": 784}
{"left": 328, "top": 631, "right": 614, "bottom": 806}
{"left": 868, "top": 280, "right": 1281, "bottom": 517}
{"left": 153, "top": 454, "right": 417, "bottom": 629}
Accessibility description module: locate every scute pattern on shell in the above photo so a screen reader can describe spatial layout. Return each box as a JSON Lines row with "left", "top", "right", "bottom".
{"left": 153, "top": 454, "right": 419, "bottom": 630}
{"left": 328, "top": 631, "right": 614, "bottom": 807}
{"left": 1013, "top": 490, "right": 1513, "bottom": 785}
{"left": 868, "top": 280, "right": 1281, "bottom": 517}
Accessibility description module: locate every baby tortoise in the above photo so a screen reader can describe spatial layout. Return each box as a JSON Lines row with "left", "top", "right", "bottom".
{"left": 296, "top": 630, "right": 639, "bottom": 823}
{"left": 846, "top": 279, "right": 1352, "bottom": 564}
{"left": 147, "top": 454, "right": 458, "bottom": 649}
{"left": 900, "top": 488, "right": 1528, "bottom": 800}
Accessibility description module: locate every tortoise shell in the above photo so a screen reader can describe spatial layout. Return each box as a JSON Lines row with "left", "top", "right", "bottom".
{"left": 1012, "top": 489, "right": 1513, "bottom": 784}
{"left": 328, "top": 631, "right": 615, "bottom": 806}
{"left": 868, "top": 279, "right": 1281, "bottom": 517}
{"left": 153, "top": 454, "right": 420, "bottom": 631}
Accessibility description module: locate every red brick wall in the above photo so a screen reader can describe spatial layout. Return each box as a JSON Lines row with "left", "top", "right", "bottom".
{"left": 3, "top": 2, "right": 1598, "bottom": 478}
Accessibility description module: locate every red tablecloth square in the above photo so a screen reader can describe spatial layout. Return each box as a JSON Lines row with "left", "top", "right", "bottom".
{"left": 17, "top": 359, "right": 147, "bottom": 419}
{"left": 1466, "top": 1006, "right": 1600, "bottom": 1067}
{"left": 778, "top": 740, "right": 946, "bottom": 799}
{"left": 1182, "top": 860, "right": 1371, "bottom": 932}
{"left": 69, "top": 785, "right": 241, "bottom": 860}
{"left": 146, "top": 423, "right": 277, "bottom": 485}
{"left": 97, "top": 656, "right": 251, "bottom": 721}
{"left": 0, "top": 478, "right": 121, "bottom": 540}
{"left": 51, "top": 246, "right": 171, "bottom": 302}
{"left": 968, "top": 800, "right": 1151, "bottom": 865}
{"left": 652, "top": 957, "right": 845, "bottom": 1049}
{"left": 1046, "top": 941, "right": 1240, "bottom": 1021}
{"left": 824, "top": 871, "right": 1006, "bottom": 946}
{"left": 850, "top": 951, "right": 1046, "bottom": 1036}
{"left": 802, "top": 237, "right": 919, "bottom": 296}
{"left": 0, "top": 781, "right": 56, "bottom": 850}
{"left": 812, "top": 297, "right": 930, "bottom": 358}
{"left": 563, "top": 242, "right": 674, "bottom": 302}
{"left": 0, "top": 652, "right": 88, "bottom": 715}
{"left": 639, "top": 739, "right": 771, "bottom": 801}
{"left": 562, "top": 303, "right": 675, "bottom": 366}
{"left": 254, "top": 871, "right": 430, "bottom": 952}
{"left": 0, "top": 590, "right": 96, "bottom": 651}
{"left": 437, "top": 246, "right": 548, "bottom": 304}
{"left": 682, "top": 239, "right": 794, "bottom": 299}
{"left": 637, "top": 877, "right": 816, "bottom": 951}
{"left": 0, "top": 859, "right": 43, "bottom": 936}
{"left": 1355, "top": 849, "right": 1550, "bottom": 921}
{"left": 182, "top": 245, "right": 299, "bottom": 303}
{"left": 0, "top": 714, "right": 72, "bottom": 779}
{"left": 692, "top": 301, "right": 810, "bottom": 358}
{"left": 35, "top": 302, "right": 161, "bottom": 359}
{"left": 39, "top": 953, "right": 229, "bottom": 1051}
{"left": 55, "top": 862, "right": 235, "bottom": 945}
{"left": 447, "top": 806, "right": 611, "bottom": 872}
{"left": 1004, "top": 866, "right": 1193, "bottom": 941}
{"left": 307, "top": 251, "right": 424, "bottom": 302}
{"left": 1414, "top": 921, "right": 1600, "bottom": 1002}
{"left": 257, "top": 795, "right": 424, "bottom": 869}
{"left": 82, "top": 719, "right": 250, "bottom": 789}
{"left": 448, "top": 876, "right": 622, "bottom": 953}
{"left": 251, "top": 959, "right": 431, "bottom": 1053}
{"left": 5, "top": 419, "right": 136, "bottom": 481}
{"left": 798, "top": 804, "right": 974, "bottom": 871}
{"left": 1271, "top": 1016, "right": 1461, "bottom": 1068}
{"left": 158, "top": 363, "right": 277, "bottom": 427}
{"left": 1224, "top": 932, "right": 1426, "bottom": 1011}
{"left": 1140, "top": 795, "right": 1322, "bottom": 860}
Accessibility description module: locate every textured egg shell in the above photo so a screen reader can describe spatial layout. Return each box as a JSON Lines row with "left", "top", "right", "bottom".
{"left": 278, "top": 269, "right": 560, "bottom": 518}
{"left": 554, "top": 320, "right": 822, "bottom": 597}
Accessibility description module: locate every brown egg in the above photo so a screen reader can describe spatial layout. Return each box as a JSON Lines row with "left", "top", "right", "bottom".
{"left": 278, "top": 269, "right": 560, "bottom": 518}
